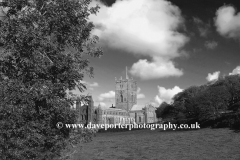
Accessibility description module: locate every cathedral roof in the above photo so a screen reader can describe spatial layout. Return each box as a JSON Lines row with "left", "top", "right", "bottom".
{"left": 131, "top": 104, "right": 145, "bottom": 111}
{"left": 102, "top": 108, "right": 128, "bottom": 112}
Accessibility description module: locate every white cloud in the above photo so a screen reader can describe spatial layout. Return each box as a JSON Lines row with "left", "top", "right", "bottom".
{"left": 137, "top": 87, "right": 145, "bottom": 99}
{"left": 155, "top": 86, "right": 183, "bottom": 105}
{"left": 99, "top": 102, "right": 106, "bottom": 107}
{"left": 229, "top": 66, "right": 240, "bottom": 75}
{"left": 137, "top": 93, "right": 145, "bottom": 99}
{"left": 90, "top": 0, "right": 188, "bottom": 80}
{"left": 206, "top": 71, "right": 220, "bottom": 81}
{"left": 205, "top": 41, "right": 218, "bottom": 50}
{"left": 130, "top": 59, "right": 183, "bottom": 80}
{"left": 81, "top": 81, "right": 99, "bottom": 90}
{"left": 215, "top": 6, "right": 240, "bottom": 38}
{"left": 98, "top": 91, "right": 115, "bottom": 101}
{"left": 150, "top": 102, "right": 158, "bottom": 107}
{"left": 88, "top": 82, "right": 99, "bottom": 87}
{"left": 137, "top": 94, "right": 145, "bottom": 99}
{"left": 137, "top": 87, "right": 141, "bottom": 93}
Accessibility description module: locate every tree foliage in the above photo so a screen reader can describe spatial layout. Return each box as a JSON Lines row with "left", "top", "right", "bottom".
{"left": 0, "top": 0, "right": 102, "bottom": 159}
{"left": 155, "top": 102, "right": 175, "bottom": 120}
{"left": 160, "top": 75, "right": 240, "bottom": 130}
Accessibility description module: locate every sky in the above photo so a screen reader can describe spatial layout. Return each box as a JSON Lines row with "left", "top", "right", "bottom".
{"left": 75, "top": 0, "right": 240, "bottom": 110}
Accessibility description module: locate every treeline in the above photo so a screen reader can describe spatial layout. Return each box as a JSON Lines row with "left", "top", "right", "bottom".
{"left": 156, "top": 75, "right": 240, "bottom": 130}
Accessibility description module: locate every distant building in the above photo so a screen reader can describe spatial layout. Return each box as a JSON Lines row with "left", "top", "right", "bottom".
{"left": 75, "top": 67, "right": 157, "bottom": 124}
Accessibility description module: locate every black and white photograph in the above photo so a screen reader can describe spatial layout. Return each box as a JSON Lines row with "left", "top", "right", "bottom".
{"left": 0, "top": 0, "right": 240, "bottom": 160}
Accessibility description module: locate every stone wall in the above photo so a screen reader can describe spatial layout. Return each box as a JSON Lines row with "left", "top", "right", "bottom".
{"left": 75, "top": 96, "right": 97, "bottom": 125}
{"left": 96, "top": 108, "right": 133, "bottom": 124}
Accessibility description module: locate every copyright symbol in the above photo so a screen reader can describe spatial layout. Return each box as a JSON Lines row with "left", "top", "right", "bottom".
{"left": 56, "top": 122, "right": 64, "bottom": 129}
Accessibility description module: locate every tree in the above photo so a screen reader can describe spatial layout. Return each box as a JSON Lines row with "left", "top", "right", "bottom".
{"left": 215, "top": 75, "right": 240, "bottom": 111}
{"left": 0, "top": 0, "right": 102, "bottom": 159}
{"left": 172, "top": 86, "right": 206, "bottom": 119}
{"left": 155, "top": 102, "right": 175, "bottom": 121}
{"left": 155, "top": 102, "right": 168, "bottom": 118}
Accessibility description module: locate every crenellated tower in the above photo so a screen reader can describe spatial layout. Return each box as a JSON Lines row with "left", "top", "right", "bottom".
{"left": 115, "top": 67, "right": 137, "bottom": 111}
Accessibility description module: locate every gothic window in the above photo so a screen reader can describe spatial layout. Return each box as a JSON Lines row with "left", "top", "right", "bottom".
{"left": 120, "top": 94, "right": 123, "bottom": 102}
{"left": 139, "top": 117, "right": 141, "bottom": 122}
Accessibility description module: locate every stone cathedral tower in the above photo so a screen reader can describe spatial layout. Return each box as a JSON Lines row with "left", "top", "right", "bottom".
{"left": 115, "top": 67, "right": 137, "bottom": 111}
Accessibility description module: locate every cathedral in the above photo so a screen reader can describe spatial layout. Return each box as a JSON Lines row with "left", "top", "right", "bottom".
{"left": 75, "top": 67, "right": 157, "bottom": 125}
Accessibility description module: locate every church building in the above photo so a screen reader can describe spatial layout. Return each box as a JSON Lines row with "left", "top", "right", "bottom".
{"left": 75, "top": 67, "right": 157, "bottom": 125}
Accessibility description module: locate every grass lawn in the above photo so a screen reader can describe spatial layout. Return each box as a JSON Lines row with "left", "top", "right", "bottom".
{"left": 70, "top": 128, "right": 240, "bottom": 160}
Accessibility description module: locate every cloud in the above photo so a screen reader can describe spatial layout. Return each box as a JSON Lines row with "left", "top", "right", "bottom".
{"left": 98, "top": 91, "right": 115, "bottom": 101}
{"left": 137, "top": 94, "right": 145, "bottom": 99}
{"left": 229, "top": 66, "right": 240, "bottom": 75}
{"left": 193, "top": 17, "right": 202, "bottom": 24}
{"left": 81, "top": 81, "right": 99, "bottom": 90}
{"left": 90, "top": 0, "right": 188, "bottom": 80}
{"left": 130, "top": 58, "right": 183, "bottom": 80}
{"left": 98, "top": 102, "right": 106, "bottom": 107}
{"left": 206, "top": 71, "right": 220, "bottom": 81}
{"left": 150, "top": 102, "right": 158, "bottom": 107}
{"left": 193, "top": 17, "right": 211, "bottom": 37}
{"left": 88, "top": 82, "right": 99, "bottom": 87}
{"left": 137, "top": 87, "right": 145, "bottom": 99}
{"left": 155, "top": 86, "right": 183, "bottom": 105}
{"left": 131, "top": 104, "right": 146, "bottom": 110}
{"left": 205, "top": 41, "right": 218, "bottom": 49}
{"left": 215, "top": 6, "right": 240, "bottom": 38}
{"left": 137, "top": 87, "right": 141, "bottom": 93}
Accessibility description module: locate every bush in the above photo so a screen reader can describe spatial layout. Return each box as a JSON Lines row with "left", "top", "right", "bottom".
{"left": 229, "top": 112, "right": 240, "bottom": 130}
{"left": 58, "top": 128, "right": 97, "bottom": 160}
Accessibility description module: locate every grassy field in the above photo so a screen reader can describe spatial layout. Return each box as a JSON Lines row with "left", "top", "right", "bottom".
{"left": 71, "top": 128, "right": 240, "bottom": 160}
